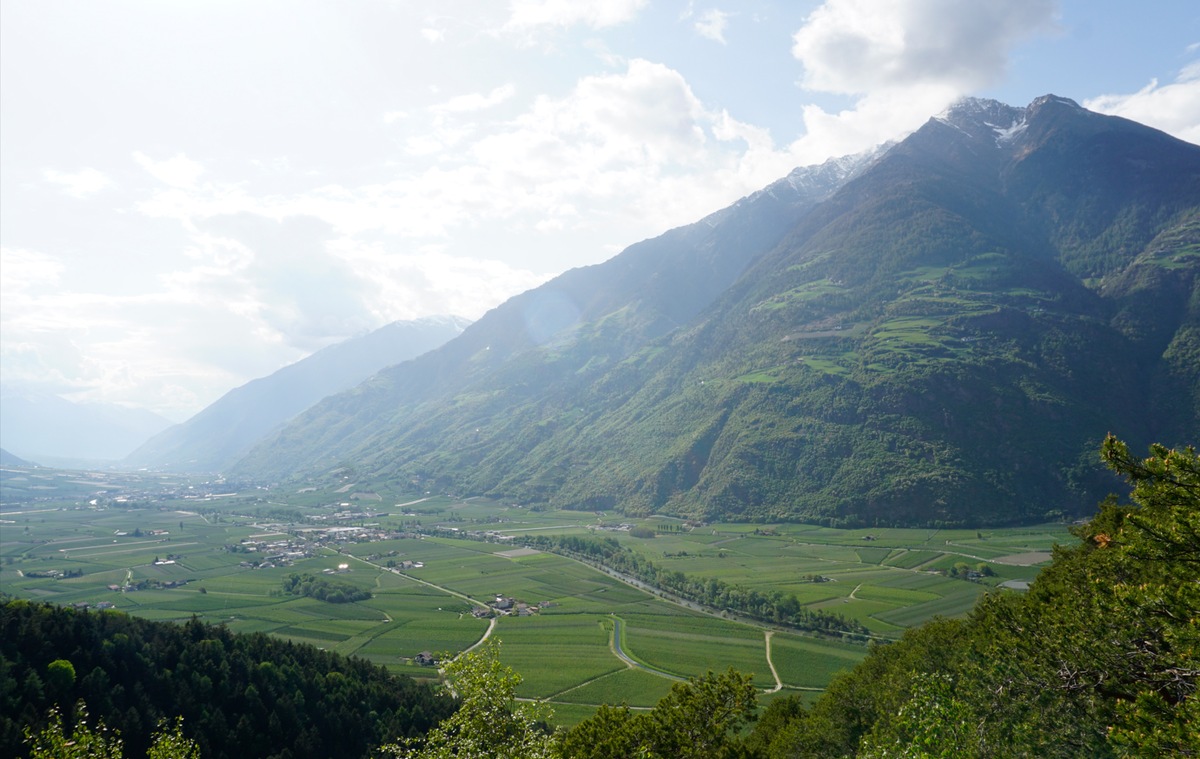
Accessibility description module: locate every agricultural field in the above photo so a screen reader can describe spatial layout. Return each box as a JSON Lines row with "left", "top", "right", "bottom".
{"left": 0, "top": 468, "right": 1075, "bottom": 724}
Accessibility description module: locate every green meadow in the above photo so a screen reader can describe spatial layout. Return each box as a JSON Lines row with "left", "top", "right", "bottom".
{"left": 0, "top": 474, "right": 1073, "bottom": 724}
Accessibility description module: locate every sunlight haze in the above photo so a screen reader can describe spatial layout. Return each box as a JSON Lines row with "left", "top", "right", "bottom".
{"left": 1, "top": 0, "right": 1196, "bottom": 420}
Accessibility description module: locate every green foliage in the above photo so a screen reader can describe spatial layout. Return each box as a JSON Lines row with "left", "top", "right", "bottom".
{"left": 146, "top": 718, "right": 201, "bottom": 759}
{"left": 856, "top": 674, "right": 975, "bottom": 758}
{"left": 557, "top": 668, "right": 757, "bottom": 759}
{"left": 44, "top": 660, "right": 75, "bottom": 699}
{"left": 24, "top": 704, "right": 201, "bottom": 759}
{"left": 25, "top": 702, "right": 123, "bottom": 759}
{"left": 281, "top": 572, "right": 372, "bottom": 603}
{"left": 378, "top": 640, "right": 556, "bottom": 759}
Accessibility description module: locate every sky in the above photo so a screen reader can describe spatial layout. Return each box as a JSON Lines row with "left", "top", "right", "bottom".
{"left": 2, "top": 0, "right": 1198, "bottom": 422}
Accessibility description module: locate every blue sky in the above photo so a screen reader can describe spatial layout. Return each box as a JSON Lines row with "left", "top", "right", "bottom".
{"left": 2, "top": 0, "right": 1197, "bottom": 420}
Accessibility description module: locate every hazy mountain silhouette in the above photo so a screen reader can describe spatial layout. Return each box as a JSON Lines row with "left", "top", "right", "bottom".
{"left": 0, "top": 387, "right": 173, "bottom": 466}
{"left": 125, "top": 316, "right": 470, "bottom": 472}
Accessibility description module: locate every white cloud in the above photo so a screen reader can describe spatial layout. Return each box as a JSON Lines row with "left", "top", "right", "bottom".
{"left": 430, "top": 84, "right": 517, "bottom": 114}
{"left": 133, "top": 59, "right": 788, "bottom": 252}
{"left": 133, "top": 152, "right": 206, "bottom": 189}
{"left": 328, "top": 239, "right": 550, "bottom": 323}
{"left": 42, "top": 167, "right": 114, "bottom": 198}
{"left": 694, "top": 9, "right": 731, "bottom": 45}
{"left": 504, "top": 0, "right": 647, "bottom": 33}
{"left": 1085, "top": 62, "right": 1200, "bottom": 144}
{"left": 792, "top": 0, "right": 1057, "bottom": 94}
{"left": 421, "top": 27, "right": 445, "bottom": 43}
{"left": 784, "top": 0, "right": 1057, "bottom": 161}
{"left": 788, "top": 86, "right": 960, "bottom": 164}
{"left": 0, "top": 264, "right": 275, "bottom": 416}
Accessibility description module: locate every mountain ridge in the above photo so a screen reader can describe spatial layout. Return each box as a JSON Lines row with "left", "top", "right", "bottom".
{"left": 124, "top": 315, "right": 471, "bottom": 472}
{"left": 231, "top": 96, "right": 1199, "bottom": 526}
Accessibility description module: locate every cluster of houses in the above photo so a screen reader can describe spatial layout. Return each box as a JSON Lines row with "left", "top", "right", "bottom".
{"left": 235, "top": 536, "right": 312, "bottom": 569}
{"left": 592, "top": 523, "right": 638, "bottom": 533}
{"left": 476, "top": 595, "right": 555, "bottom": 618}
{"left": 388, "top": 560, "right": 425, "bottom": 572}
{"left": 22, "top": 568, "right": 83, "bottom": 579}
{"left": 308, "top": 505, "right": 386, "bottom": 522}
{"left": 290, "top": 524, "right": 422, "bottom": 546}
{"left": 230, "top": 522, "right": 429, "bottom": 570}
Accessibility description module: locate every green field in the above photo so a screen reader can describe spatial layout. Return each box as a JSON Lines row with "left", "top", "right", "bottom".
{"left": 0, "top": 470, "right": 1073, "bottom": 724}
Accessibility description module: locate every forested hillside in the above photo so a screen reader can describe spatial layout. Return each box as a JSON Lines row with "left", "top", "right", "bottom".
{"left": 1, "top": 603, "right": 453, "bottom": 759}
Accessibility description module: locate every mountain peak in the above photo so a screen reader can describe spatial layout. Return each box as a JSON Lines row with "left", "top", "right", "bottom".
{"left": 731, "top": 143, "right": 889, "bottom": 213}
{"left": 1028, "top": 93, "right": 1082, "bottom": 111}
{"left": 930, "top": 94, "right": 1094, "bottom": 151}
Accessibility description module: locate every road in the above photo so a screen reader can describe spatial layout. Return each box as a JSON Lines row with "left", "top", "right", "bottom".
{"left": 608, "top": 616, "right": 684, "bottom": 681}
{"left": 344, "top": 551, "right": 495, "bottom": 661}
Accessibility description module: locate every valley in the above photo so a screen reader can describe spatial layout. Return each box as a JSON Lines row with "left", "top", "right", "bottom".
{"left": 0, "top": 467, "right": 1069, "bottom": 725}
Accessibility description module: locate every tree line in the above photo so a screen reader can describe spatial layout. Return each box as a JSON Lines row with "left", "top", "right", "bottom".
{"left": 520, "top": 533, "right": 868, "bottom": 638}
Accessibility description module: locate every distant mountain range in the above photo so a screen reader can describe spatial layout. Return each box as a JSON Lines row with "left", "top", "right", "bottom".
{"left": 123, "top": 316, "right": 470, "bottom": 472}
{"left": 0, "top": 388, "right": 174, "bottom": 466}
{"left": 216, "top": 97, "right": 1198, "bottom": 526}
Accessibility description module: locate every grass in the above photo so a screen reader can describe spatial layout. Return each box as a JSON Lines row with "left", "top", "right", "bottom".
{"left": 769, "top": 633, "right": 866, "bottom": 689}
{"left": 553, "top": 666, "right": 677, "bottom": 707}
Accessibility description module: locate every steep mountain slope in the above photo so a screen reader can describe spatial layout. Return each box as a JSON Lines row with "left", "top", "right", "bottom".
{"left": 125, "top": 316, "right": 470, "bottom": 472}
{"left": 233, "top": 97, "right": 1199, "bottom": 526}
{"left": 0, "top": 387, "right": 173, "bottom": 465}
{"left": 231, "top": 149, "right": 883, "bottom": 476}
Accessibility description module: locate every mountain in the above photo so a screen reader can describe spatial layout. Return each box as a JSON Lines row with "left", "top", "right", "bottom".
{"left": 123, "top": 316, "right": 470, "bottom": 473}
{"left": 231, "top": 97, "right": 1200, "bottom": 526}
{"left": 0, "top": 387, "right": 173, "bottom": 465}
{"left": 0, "top": 448, "right": 36, "bottom": 467}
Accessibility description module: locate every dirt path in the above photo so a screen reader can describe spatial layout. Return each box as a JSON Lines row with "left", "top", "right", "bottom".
{"left": 763, "top": 631, "right": 783, "bottom": 693}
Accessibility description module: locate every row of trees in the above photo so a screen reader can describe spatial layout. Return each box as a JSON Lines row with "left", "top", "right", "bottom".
{"left": 521, "top": 533, "right": 868, "bottom": 638}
